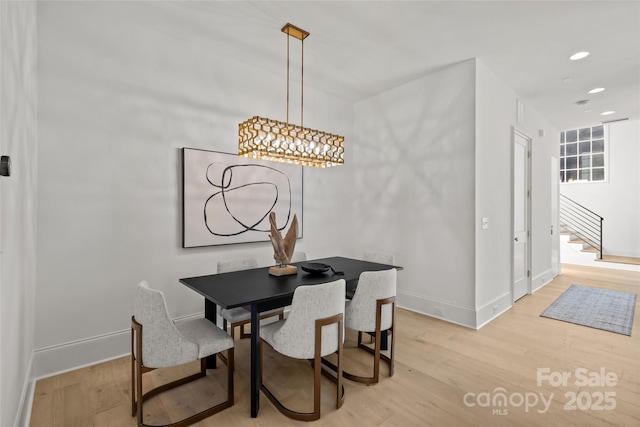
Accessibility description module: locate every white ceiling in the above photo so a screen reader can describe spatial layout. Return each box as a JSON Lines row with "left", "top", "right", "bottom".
{"left": 185, "top": 1, "right": 639, "bottom": 131}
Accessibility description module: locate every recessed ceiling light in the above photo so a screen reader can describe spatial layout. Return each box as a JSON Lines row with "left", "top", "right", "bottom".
{"left": 562, "top": 77, "right": 573, "bottom": 83}
{"left": 600, "top": 111, "right": 615, "bottom": 116}
{"left": 570, "top": 51, "right": 590, "bottom": 60}
{"left": 584, "top": 109, "right": 592, "bottom": 113}
{"left": 588, "top": 87, "right": 605, "bottom": 94}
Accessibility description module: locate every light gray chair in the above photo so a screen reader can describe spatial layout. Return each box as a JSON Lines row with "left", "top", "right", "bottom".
{"left": 290, "top": 251, "right": 307, "bottom": 263}
{"left": 344, "top": 269, "right": 396, "bottom": 384}
{"left": 218, "top": 257, "right": 284, "bottom": 340}
{"left": 131, "top": 281, "right": 234, "bottom": 427}
{"left": 363, "top": 250, "right": 395, "bottom": 265}
{"left": 260, "top": 279, "right": 346, "bottom": 421}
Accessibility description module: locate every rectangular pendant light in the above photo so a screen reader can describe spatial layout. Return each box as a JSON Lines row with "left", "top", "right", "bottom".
{"left": 238, "top": 24, "right": 345, "bottom": 168}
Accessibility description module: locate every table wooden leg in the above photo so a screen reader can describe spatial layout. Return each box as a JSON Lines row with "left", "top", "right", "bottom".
{"left": 251, "top": 303, "right": 260, "bottom": 417}
{"left": 204, "top": 299, "right": 218, "bottom": 369}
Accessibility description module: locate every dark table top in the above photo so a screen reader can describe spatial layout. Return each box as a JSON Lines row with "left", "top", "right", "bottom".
{"left": 179, "top": 256, "right": 402, "bottom": 310}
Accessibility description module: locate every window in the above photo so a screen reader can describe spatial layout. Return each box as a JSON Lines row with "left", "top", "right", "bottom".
{"left": 560, "top": 125, "right": 606, "bottom": 183}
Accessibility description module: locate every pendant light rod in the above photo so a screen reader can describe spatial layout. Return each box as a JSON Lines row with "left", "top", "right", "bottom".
{"left": 286, "top": 32, "right": 289, "bottom": 124}
{"left": 282, "top": 23, "right": 309, "bottom": 128}
{"left": 301, "top": 37, "right": 304, "bottom": 128}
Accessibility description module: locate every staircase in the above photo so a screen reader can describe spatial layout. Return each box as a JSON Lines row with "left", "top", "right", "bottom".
{"left": 559, "top": 195, "right": 603, "bottom": 259}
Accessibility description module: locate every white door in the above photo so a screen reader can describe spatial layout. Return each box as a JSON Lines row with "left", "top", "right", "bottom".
{"left": 513, "top": 129, "right": 530, "bottom": 301}
{"left": 550, "top": 156, "right": 560, "bottom": 277}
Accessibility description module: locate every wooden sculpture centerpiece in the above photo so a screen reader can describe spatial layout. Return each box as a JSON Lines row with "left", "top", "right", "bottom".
{"left": 268, "top": 211, "right": 299, "bottom": 276}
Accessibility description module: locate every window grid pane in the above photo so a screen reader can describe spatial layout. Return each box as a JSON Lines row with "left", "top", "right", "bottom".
{"left": 560, "top": 125, "right": 606, "bottom": 183}
{"left": 592, "top": 168, "right": 605, "bottom": 181}
{"left": 579, "top": 155, "right": 590, "bottom": 168}
{"left": 579, "top": 141, "right": 590, "bottom": 154}
{"left": 592, "top": 139, "right": 604, "bottom": 153}
{"left": 579, "top": 128, "right": 591, "bottom": 141}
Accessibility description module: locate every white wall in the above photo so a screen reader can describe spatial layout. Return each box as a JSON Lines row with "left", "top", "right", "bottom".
{"left": 560, "top": 119, "right": 640, "bottom": 258}
{"left": 352, "top": 58, "right": 558, "bottom": 329}
{"left": 474, "top": 61, "right": 514, "bottom": 324}
{"left": 353, "top": 60, "right": 477, "bottom": 327}
{"left": 0, "top": 1, "right": 38, "bottom": 426}
{"left": 35, "top": 1, "right": 353, "bottom": 377}
{"left": 475, "top": 60, "right": 559, "bottom": 326}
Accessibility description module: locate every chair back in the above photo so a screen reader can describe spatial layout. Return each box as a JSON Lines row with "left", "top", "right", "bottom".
{"left": 363, "top": 250, "right": 395, "bottom": 265}
{"left": 133, "top": 281, "right": 198, "bottom": 368}
{"left": 273, "top": 279, "right": 345, "bottom": 359}
{"left": 217, "top": 257, "right": 258, "bottom": 273}
{"left": 290, "top": 251, "right": 307, "bottom": 263}
{"left": 346, "top": 269, "right": 397, "bottom": 332}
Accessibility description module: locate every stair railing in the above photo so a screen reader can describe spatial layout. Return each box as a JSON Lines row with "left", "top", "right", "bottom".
{"left": 559, "top": 194, "right": 604, "bottom": 259}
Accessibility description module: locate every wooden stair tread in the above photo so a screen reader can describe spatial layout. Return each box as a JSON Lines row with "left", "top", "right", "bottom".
{"left": 596, "top": 255, "right": 640, "bottom": 265}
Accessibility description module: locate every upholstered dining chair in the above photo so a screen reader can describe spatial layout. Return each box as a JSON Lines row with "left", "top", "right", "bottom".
{"left": 290, "top": 251, "right": 307, "bottom": 263}
{"left": 344, "top": 251, "right": 395, "bottom": 301}
{"left": 363, "top": 250, "right": 395, "bottom": 265}
{"left": 131, "top": 281, "right": 234, "bottom": 427}
{"left": 218, "top": 257, "right": 284, "bottom": 341}
{"left": 343, "top": 268, "right": 396, "bottom": 384}
{"left": 260, "top": 279, "right": 346, "bottom": 421}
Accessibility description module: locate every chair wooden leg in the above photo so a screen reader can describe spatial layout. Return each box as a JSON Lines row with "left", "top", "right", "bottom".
{"left": 260, "top": 313, "right": 344, "bottom": 421}
{"left": 336, "top": 298, "right": 395, "bottom": 385}
{"left": 239, "top": 322, "right": 250, "bottom": 339}
{"left": 226, "top": 347, "right": 234, "bottom": 405}
{"left": 131, "top": 325, "right": 136, "bottom": 417}
{"left": 131, "top": 317, "right": 234, "bottom": 427}
{"left": 389, "top": 304, "right": 395, "bottom": 377}
{"left": 336, "top": 313, "right": 344, "bottom": 409}
{"left": 313, "top": 346, "right": 322, "bottom": 419}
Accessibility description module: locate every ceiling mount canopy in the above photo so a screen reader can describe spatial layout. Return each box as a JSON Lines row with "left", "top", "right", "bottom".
{"left": 238, "top": 23, "right": 345, "bottom": 168}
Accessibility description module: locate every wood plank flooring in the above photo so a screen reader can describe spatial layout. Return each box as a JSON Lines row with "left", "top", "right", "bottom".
{"left": 30, "top": 264, "right": 639, "bottom": 427}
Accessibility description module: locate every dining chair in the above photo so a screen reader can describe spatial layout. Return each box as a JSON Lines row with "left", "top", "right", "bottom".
{"left": 290, "top": 251, "right": 307, "bottom": 263}
{"left": 343, "top": 268, "right": 396, "bottom": 384}
{"left": 363, "top": 250, "right": 395, "bottom": 265}
{"left": 218, "top": 257, "right": 285, "bottom": 341}
{"left": 131, "top": 281, "right": 234, "bottom": 427}
{"left": 260, "top": 279, "right": 346, "bottom": 421}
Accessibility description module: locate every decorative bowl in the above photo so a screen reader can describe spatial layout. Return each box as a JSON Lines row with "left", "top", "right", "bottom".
{"left": 300, "top": 262, "right": 330, "bottom": 275}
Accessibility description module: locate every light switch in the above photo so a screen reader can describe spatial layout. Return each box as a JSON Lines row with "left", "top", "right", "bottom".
{"left": 482, "top": 217, "right": 489, "bottom": 230}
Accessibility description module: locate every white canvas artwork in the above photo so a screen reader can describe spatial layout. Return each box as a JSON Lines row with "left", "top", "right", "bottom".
{"left": 182, "top": 148, "right": 303, "bottom": 247}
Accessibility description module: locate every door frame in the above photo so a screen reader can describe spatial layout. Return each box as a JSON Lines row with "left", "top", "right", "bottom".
{"left": 550, "top": 156, "right": 561, "bottom": 277}
{"left": 512, "top": 127, "right": 532, "bottom": 302}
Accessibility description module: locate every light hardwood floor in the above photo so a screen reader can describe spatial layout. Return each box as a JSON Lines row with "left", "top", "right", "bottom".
{"left": 30, "top": 264, "right": 639, "bottom": 427}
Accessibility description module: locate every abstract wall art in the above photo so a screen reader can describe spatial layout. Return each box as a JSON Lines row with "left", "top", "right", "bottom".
{"left": 182, "top": 148, "right": 303, "bottom": 247}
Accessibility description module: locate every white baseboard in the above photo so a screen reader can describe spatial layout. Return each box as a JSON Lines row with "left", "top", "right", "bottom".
{"left": 397, "top": 290, "right": 476, "bottom": 328}
{"left": 475, "top": 292, "right": 513, "bottom": 329}
{"left": 532, "top": 268, "right": 554, "bottom": 293}
{"left": 32, "top": 329, "right": 131, "bottom": 381}
{"left": 15, "top": 352, "right": 34, "bottom": 427}
{"left": 397, "top": 290, "right": 517, "bottom": 330}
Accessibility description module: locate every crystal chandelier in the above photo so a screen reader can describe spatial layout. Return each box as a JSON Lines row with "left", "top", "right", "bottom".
{"left": 238, "top": 23, "right": 344, "bottom": 168}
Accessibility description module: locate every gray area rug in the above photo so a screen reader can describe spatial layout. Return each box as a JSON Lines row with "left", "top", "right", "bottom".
{"left": 540, "top": 285, "right": 636, "bottom": 336}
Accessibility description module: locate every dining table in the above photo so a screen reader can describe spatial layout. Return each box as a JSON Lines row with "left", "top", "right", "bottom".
{"left": 179, "top": 256, "right": 402, "bottom": 418}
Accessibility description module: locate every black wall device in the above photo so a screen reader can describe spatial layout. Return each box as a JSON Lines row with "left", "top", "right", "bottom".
{"left": 0, "top": 155, "right": 11, "bottom": 177}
